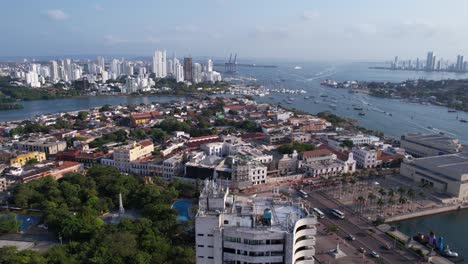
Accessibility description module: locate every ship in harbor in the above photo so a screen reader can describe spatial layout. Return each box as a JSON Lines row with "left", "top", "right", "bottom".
{"left": 320, "top": 79, "right": 338, "bottom": 87}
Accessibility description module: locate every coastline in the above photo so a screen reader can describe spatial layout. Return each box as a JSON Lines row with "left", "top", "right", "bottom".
{"left": 386, "top": 204, "right": 468, "bottom": 223}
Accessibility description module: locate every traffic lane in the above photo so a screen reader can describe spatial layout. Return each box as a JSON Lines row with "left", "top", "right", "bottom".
{"left": 307, "top": 197, "right": 411, "bottom": 263}
{"left": 310, "top": 191, "right": 420, "bottom": 261}
{"left": 317, "top": 213, "right": 408, "bottom": 263}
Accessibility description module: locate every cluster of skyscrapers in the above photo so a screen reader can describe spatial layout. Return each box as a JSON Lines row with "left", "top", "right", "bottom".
{"left": 390, "top": 51, "right": 468, "bottom": 72}
{"left": 10, "top": 50, "right": 222, "bottom": 89}
{"left": 151, "top": 50, "right": 220, "bottom": 84}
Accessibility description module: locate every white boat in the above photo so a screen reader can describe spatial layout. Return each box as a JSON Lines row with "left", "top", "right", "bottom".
{"left": 294, "top": 66, "right": 302, "bottom": 70}
{"left": 444, "top": 245, "right": 459, "bottom": 258}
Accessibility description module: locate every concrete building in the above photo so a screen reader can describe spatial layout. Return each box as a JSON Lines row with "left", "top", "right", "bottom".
{"left": 112, "top": 140, "right": 154, "bottom": 172}
{"left": 400, "top": 133, "right": 462, "bottom": 158}
{"left": 400, "top": 152, "right": 468, "bottom": 201}
{"left": 195, "top": 180, "right": 317, "bottom": 264}
{"left": 184, "top": 57, "right": 193, "bottom": 82}
{"left": 229, "top": 156, "right": 268, "bottom": 189}
{"left": 2, "top": 151, "right": 47, "bottom": 167}
{"left": 352, "top": 147, "right": 380, "bottom": 168}
{"left": 152, "top": 50, "right": 167, "bottom": 78}
{"left": 14, "top": 138, "right": 67, "bottom": 157}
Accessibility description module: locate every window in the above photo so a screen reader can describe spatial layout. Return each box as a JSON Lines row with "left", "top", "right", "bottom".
{"left": 197, "top": 245, "right": 204, "bottom": 247}
{"left": 197, "top": 234, "right": 204, "bottom": 236}
{"left": 224, "top": 220, "right": 229, "bottom": 224}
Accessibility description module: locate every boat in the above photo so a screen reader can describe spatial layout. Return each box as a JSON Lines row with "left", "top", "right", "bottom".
{"left": 444, "top": 245, "right": 459, "bottom": 258}
{"left": 304, "top": 96, "right": 310, "bottom": 99}
{"left": 353, "top": 107, "right": 363, "bottom": 111}
{"left": 460, "top": 119, "right": 468, "bottom": 123}
{"left": 448, "top": 109, "right": 457, "bottom": 113}
{"left": 314, "top": 101, "right": 319, "bottom": 104}
{"left": 320, "top": 94, "right": 328, "bottom": 97}
{"left": 320, "top": 79, "right": 338, "bottom": 87}
{"left": 358, "top": 112, "right": 365, "bottom": 116}
{"left": 329, "top": 104, "right": 337, "bottom": 109}
{"left": 294, "top": 66, "right": 302, "bottom": 70}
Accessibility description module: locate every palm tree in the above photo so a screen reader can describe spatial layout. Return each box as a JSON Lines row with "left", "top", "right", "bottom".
{"left": 377, "top": 198, "right": 385, "bottom": 215}
{"left": 399, "top": 196, "right": 408, "bottom": 212}
{"left": 349, "top": 178, "right": 357, "bottom": 198}
{"left": 357, "top": 196, "right": 366, "bottom": 214}
{"left": 397, "top": 186, "right": 407, "bottom": 197}
{"left": 387, "top": 197, "right": 395, "bottom": 214}
{"left": 368, "top": 192, "right": 377, "bottom": 214}
{"left": 378, "top": 188, "right": 387, "bottom": 197}
{"left": 388, "top": 189, "right": 395, "bottom": 198}
{"left": 407, "top": 188, "right": 416, "bottom": 210}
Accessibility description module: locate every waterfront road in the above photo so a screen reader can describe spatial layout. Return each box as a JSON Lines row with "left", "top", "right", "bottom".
{"left": 306, "top": 191, "right": 421, "bottom": 263}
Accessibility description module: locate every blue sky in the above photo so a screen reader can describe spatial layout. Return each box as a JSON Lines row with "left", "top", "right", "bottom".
{"left": 1, "top": 0, "right": 467, "bottom": 61}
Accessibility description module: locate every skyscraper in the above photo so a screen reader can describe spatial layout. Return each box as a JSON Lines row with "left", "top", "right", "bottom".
{"left": 207, "top": 59, "right": 213, "bottom": 72}
{"left": 456, "top": 55, "right": 464, "bottom": 72}
{"left": 50, "top": 60, "right": 58, "bottom": 83}
{"left": 174, "top": 58, "right": 184, "bottom": 83}
{"left": 152, "top": 50, "right": 167, "bottom": 78}
{"left": 393, "top": 56, "right": 399, "bottom": 69}
{"left": 193, "top": 63, "right": 202, "bottom": 84}
{"left": 426, "top": 51, "right": 434, "bottom": 71}
{"left": 183, "top": 57, "right": 193, "bottom": 82}
{"left": 97, "top": 56, "right": 105, "bottom": 70}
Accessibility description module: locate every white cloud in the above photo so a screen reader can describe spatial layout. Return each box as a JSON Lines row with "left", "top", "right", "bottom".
{"left": 301, "top": 10, "right": 320, "bottom": 20}
{"left": 44, "top": 9, "right": 69, "bottom": 21}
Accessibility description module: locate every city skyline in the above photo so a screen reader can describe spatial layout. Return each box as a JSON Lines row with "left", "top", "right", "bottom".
{"left": 2, "top": 0, "right": 468, "bottom": 60}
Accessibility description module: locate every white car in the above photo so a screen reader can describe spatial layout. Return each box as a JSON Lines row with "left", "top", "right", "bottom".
{"left": 371, "top": 251, "right": 380, "bottom": 258}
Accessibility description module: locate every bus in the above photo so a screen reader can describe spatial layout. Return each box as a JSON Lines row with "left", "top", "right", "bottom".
{"left": 312, "top": 208, "right": 325, "bottom": 219}
{"left": 298, "top": 190, "right": 308, "bottom": 198}
{"left": 330, "top": 209, "right": 345, "bottom": 219}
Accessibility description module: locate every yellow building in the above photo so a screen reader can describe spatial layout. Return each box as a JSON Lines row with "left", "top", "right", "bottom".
{"left": 9, "top": 151, "right": 47, "bottom": 167}
{"left": 113, "top": 140, "right": 154, "bottom": 172}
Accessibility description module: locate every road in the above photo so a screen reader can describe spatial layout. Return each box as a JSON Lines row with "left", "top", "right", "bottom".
{"left": 305, "top": 190, "right": 422, "bottom": 263}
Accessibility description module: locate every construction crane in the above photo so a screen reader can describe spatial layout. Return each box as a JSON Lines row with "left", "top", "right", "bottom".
{"left": 225, "top": 53, "right": 238, "bottom": 74}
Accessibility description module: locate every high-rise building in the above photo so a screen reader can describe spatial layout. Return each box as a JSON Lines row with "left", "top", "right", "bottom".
{"left": 152, "top": 50, "right": 167, "bottom": 78}
{"left": 111, "top": 59, "right": 121, "bottom": 76}
{"left": 416, "top": 58, "right": 420, "bottom": 70}
{"left": 426, "top": 51, "right": 435, "bottom": 71}
{"left": 183, "top": 57, "right": 193, "bottom": 82}
{"left": 207, "top": 59, "right": 213, "bottom": 72}
{"left": 167, "top": 59, "right": 174, "bottom": 76}
{"left": 50, "top": 60, "right": 58, "bottom": 82}
{"left": 456, "top": 55, "right": 464, "bottom": 72}
{"left": 97, "top": 56, "right": 105, "bottom": 70}
{"left": 193, "top": 63, "right": 202, "bottom": 84}
{"left": 392, "top": 56, "right": 399, "bottom": 69}
{"left": 174, "top": 59, "right": 184, "bottom": 83}
{"left": 195, "top": 180, "right": 317, "bottom": 264}
{"left": 125, "top": 76, "right": 137, "bottom": 93}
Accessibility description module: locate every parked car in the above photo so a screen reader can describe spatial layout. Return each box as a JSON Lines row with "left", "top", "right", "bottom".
{"left": 371, "top": 251, "right": 380, "bottom": 258}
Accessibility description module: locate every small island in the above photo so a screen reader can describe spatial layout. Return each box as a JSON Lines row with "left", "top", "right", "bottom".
{"left": 320, "top": 78, "right": 468, "bottom": 112}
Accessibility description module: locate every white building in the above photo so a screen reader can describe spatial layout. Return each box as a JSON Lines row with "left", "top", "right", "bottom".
{"left": 50, "top": 60, "right": 59, "bottom": 83}
{"left": 174, "top": 59, "right": 184, "bottom": 83}
{"left": 195, "top": 180, "right": 317, "bottom": 264}
{"left": 193, "top": 63, "right": 202, "bottom": 84}
{"left": 152, "top": 50, "right": 167, "bottom": 78}
{"left": 207, "top": 59, "right": 213, "bottom": 72}
{"left": 97, "top": 56, "right": 105, "bottom": 70}
{"left": 352, "top": 147, "right": 380, "bottom": 168}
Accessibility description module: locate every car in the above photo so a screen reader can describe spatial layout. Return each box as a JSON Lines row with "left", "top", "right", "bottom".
{"left": 346, "top": 235, "right": 356, "bottom": 241}
{"left": 371, "top": 251, "right": 380, "bottom": 258}
{"left": 358, "top": 247, "right": 366, "bottom": 253}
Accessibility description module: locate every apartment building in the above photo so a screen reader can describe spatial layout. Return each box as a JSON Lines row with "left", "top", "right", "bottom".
{"left": 195, "top": 180, "right": 317, "bottom": 264}
{"left": 112, "top": 140, "right": 154, "bottom": 172}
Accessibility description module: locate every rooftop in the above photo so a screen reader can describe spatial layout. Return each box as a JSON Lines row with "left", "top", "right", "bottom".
{"left": 409, "top": 152, "right": 468, "bottom": 181}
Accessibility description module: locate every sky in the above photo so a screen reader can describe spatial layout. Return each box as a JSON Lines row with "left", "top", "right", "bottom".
{"left": 1, "top": 0, "right": 468, "bottom": 61}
